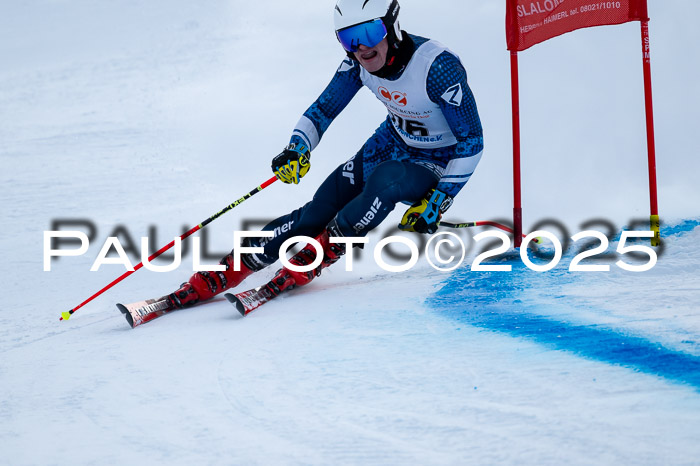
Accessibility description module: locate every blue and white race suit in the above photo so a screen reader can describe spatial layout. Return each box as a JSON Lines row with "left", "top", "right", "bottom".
{"left": 251, "top": 34, "right": 484, "bottom": 266}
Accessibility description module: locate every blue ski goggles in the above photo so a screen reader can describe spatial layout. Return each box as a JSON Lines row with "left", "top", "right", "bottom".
{"left": 336, "top": 19, "right": 388, "bottom": 53}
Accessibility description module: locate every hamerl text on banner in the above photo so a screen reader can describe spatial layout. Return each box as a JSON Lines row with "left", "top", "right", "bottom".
{"left": 506, "top": 0, "right": 649, "bottom": 51}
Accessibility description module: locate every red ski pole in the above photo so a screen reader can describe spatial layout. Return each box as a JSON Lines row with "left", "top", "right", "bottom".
{"left": 60, "top": 176, "right": 278, "bottom": 321}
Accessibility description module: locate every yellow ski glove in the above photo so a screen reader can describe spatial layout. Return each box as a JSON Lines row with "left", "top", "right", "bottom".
{"left": 272, "top": 143, "right": 311, "bottom": 184}
{"left": 399, "top": 189, "right": 453, "bottom": 234}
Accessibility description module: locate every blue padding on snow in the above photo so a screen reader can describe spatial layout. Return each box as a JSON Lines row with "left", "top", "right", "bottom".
{"left": 428, "top": 223, "right": 700, "bottom": 391}
{"left": 661, "top": 218, "right": 700, "bottom": 237}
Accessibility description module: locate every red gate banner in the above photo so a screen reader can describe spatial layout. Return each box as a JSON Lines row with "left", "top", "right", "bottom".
{"left": 507, "top": 0, "right": 649, "bottom": 51}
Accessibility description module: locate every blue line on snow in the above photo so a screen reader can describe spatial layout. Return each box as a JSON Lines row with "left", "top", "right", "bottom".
{"left": 659, "top": 217, "right": 700, "bottom": 237}
{"left": 428, "top": 219, "right": 700, "bottom": 391}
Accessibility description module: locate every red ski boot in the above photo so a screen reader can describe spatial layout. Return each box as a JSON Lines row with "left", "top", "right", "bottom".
{"left": 269, "top": 227, "right": 347, "bottom": 294}
{"left": 167, "top": 251, "right": 260, "bottom": 309}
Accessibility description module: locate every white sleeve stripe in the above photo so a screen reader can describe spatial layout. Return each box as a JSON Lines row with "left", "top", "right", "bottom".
{"left": 292, "top": 130, "right": 311, "bottom": 148}
{"left": 293, "top": 115, "right": 321, "bottom": 151}
{"left": 442, "top": 150, "right": 483, "bottom": 180}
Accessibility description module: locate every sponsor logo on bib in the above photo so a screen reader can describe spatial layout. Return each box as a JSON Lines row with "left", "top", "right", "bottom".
{"left": 378, "top": 87, "right": 408, "bottom": 107}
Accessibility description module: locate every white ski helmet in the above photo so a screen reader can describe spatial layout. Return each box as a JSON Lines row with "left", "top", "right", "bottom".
{"left": 334, "top": 0, "right": 402, "bottom": 53}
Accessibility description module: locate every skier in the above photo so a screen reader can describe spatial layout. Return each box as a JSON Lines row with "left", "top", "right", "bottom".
{"left": 168, "top": 0, "right": 484, "bottom": 310}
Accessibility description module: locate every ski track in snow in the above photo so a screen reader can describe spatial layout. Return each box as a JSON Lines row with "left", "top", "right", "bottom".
{"left": 4, "top": 260, "right": 700, "bottom": 464}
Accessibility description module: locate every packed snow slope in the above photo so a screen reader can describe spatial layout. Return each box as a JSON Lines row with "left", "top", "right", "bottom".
{"left": 2, "top": 1, "right": 700, "bottom": 464}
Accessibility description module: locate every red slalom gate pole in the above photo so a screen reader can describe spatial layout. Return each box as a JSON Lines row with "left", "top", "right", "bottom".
{"left": 60, "top": 176, "right": 278, "bottom": 321}
{"left": 510, "top": 50, "right": 523, "bottom": 248}
{"left": 641, "top": 20, "right": 660, "bottom": 246}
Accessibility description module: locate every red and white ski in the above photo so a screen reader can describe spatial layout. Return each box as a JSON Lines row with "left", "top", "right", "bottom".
{"left": 225, "top": 287, "right": 276, "bottom": 316}
{"left": 224, "top": 270, "right": 296, "bottom": 316}
{"left": 118, "top": 271, "right": 296, "bottom": 327}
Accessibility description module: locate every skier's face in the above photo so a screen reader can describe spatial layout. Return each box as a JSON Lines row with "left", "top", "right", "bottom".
{"left": 354, "top": 39, "right": 389, "bottom": 73}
